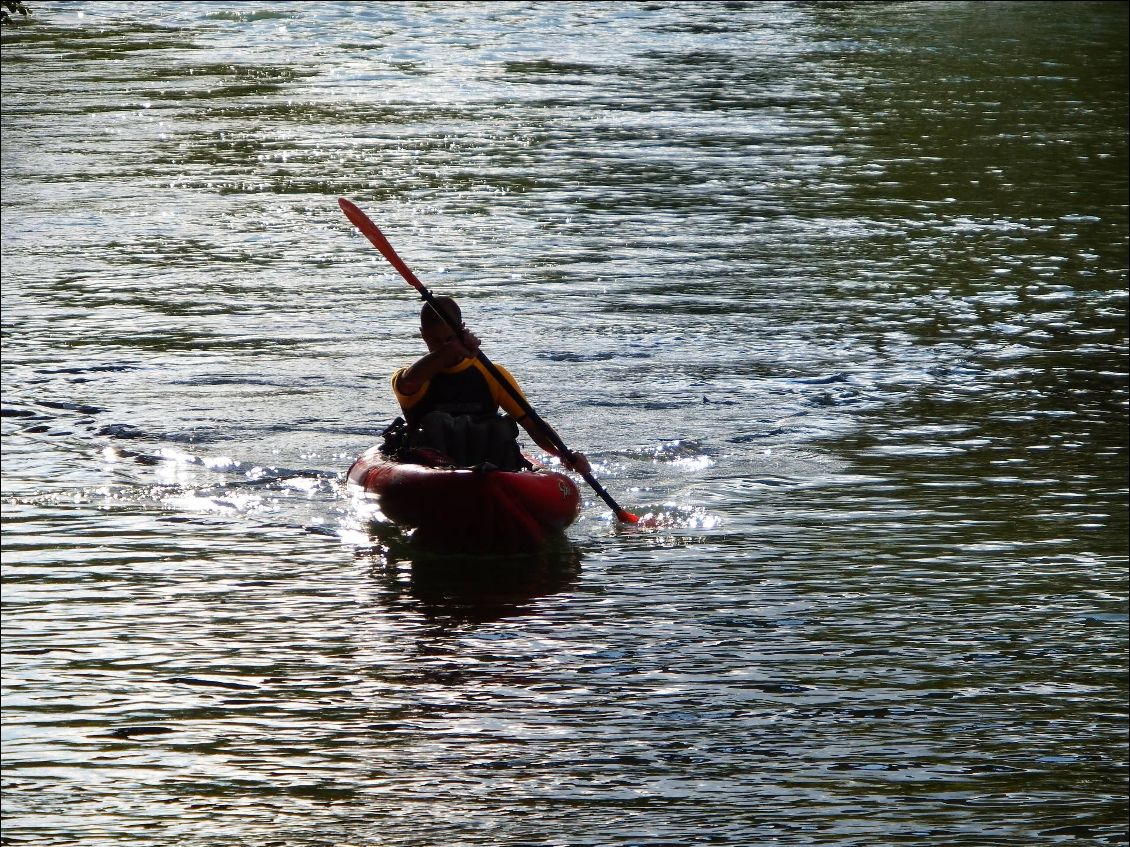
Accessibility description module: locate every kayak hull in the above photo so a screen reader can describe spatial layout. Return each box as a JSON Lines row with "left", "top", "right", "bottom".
{"left": 347, "top": 446, "right": 581, "bottom": 554}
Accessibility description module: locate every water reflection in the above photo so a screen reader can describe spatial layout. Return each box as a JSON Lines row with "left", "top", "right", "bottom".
{"left": 361, "top": 522, "right": 583, "bottom": 624}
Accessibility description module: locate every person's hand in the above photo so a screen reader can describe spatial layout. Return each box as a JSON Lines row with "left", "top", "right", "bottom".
{"left": 563, "top": 451, "right": 591, "bottom": 476}
{"left": 437, "top": 325, "right": 480, "bottom": 366}
{"left": 457, "top": 326, "right": 481, "bottom": 357}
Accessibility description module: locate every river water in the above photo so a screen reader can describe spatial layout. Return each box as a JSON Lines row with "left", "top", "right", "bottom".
{"left": 2, "top": 2, "right": 1127, "bottom": 845}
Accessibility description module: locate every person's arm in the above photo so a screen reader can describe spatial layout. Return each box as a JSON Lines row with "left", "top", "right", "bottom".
{"left": 475, "top": 357, "right": 592, "bottom": 475}
{"left": 395, "top": 328, "right": 481, "bottom": 397}
{"left": 518, "top": 415, "right": 592, "bottom": 475}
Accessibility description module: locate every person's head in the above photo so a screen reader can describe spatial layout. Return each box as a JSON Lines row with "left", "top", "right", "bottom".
{"left": 420, "top": 296, "right": 462, "bottom": 350}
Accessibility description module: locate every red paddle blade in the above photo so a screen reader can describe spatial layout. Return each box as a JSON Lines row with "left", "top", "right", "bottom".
{"left": 338, "top": 197, "right": 427, "bottom": 294}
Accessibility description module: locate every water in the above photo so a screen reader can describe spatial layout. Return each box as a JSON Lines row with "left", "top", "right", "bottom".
{"left": 2, "top": 2, "right": 1127, "bottom": 844}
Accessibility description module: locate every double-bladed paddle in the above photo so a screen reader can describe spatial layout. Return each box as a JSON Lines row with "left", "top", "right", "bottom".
{"left": 338, "top": 196, "right": 639, "bottom": 524}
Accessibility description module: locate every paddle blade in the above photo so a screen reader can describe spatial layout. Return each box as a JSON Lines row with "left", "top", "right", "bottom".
{"left": 338, "top": 197, "right": 427, "bottom": 294}
{"left": 617, "top": 509, "right": 641, "bottom": 524}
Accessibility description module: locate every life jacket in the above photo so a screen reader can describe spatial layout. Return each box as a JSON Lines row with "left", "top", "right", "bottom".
{"left": 403, "top": 365, "right": 496, "bottom": 428}
{"left": 381, "top": 413, "right": 530, "bottom": 472}
{"left": 389, "top": 357, "right": 530, "bottom": 470}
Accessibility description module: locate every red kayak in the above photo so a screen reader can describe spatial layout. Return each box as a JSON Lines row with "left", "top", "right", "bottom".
{"left": 346, "top": 446, "right": 581, "bottom": 554}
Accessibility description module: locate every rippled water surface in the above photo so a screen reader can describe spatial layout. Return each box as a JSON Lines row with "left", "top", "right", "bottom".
{"left": 2, "top": 2, "right": 1127, "bottom": 845}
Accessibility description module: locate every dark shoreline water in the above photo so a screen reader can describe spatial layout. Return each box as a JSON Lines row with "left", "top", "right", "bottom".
{"left": 3, "top": 2, "right": 1127, "bottom": 844}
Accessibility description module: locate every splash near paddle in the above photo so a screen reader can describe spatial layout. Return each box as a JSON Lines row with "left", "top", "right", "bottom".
{"left": 338, "top": 197, "right": 640, "bottom": 524}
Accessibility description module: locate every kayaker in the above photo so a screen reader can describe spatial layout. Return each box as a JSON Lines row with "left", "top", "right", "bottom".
{"left": 391, "top": 296, "right": 592, "bottom": 475}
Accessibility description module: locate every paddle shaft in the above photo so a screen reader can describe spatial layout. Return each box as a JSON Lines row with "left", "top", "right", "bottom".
{"left": 338, "top": 197, "right": 638, "bottom": 523}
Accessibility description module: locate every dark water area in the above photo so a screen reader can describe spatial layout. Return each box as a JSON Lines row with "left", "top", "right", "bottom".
{"left": 2, "top": 2, "right": 1127, "bottom": 845}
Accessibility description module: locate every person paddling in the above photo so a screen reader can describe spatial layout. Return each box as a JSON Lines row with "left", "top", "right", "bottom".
{"left": 391, "top": 296, "right": 591, "bottom": 475}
